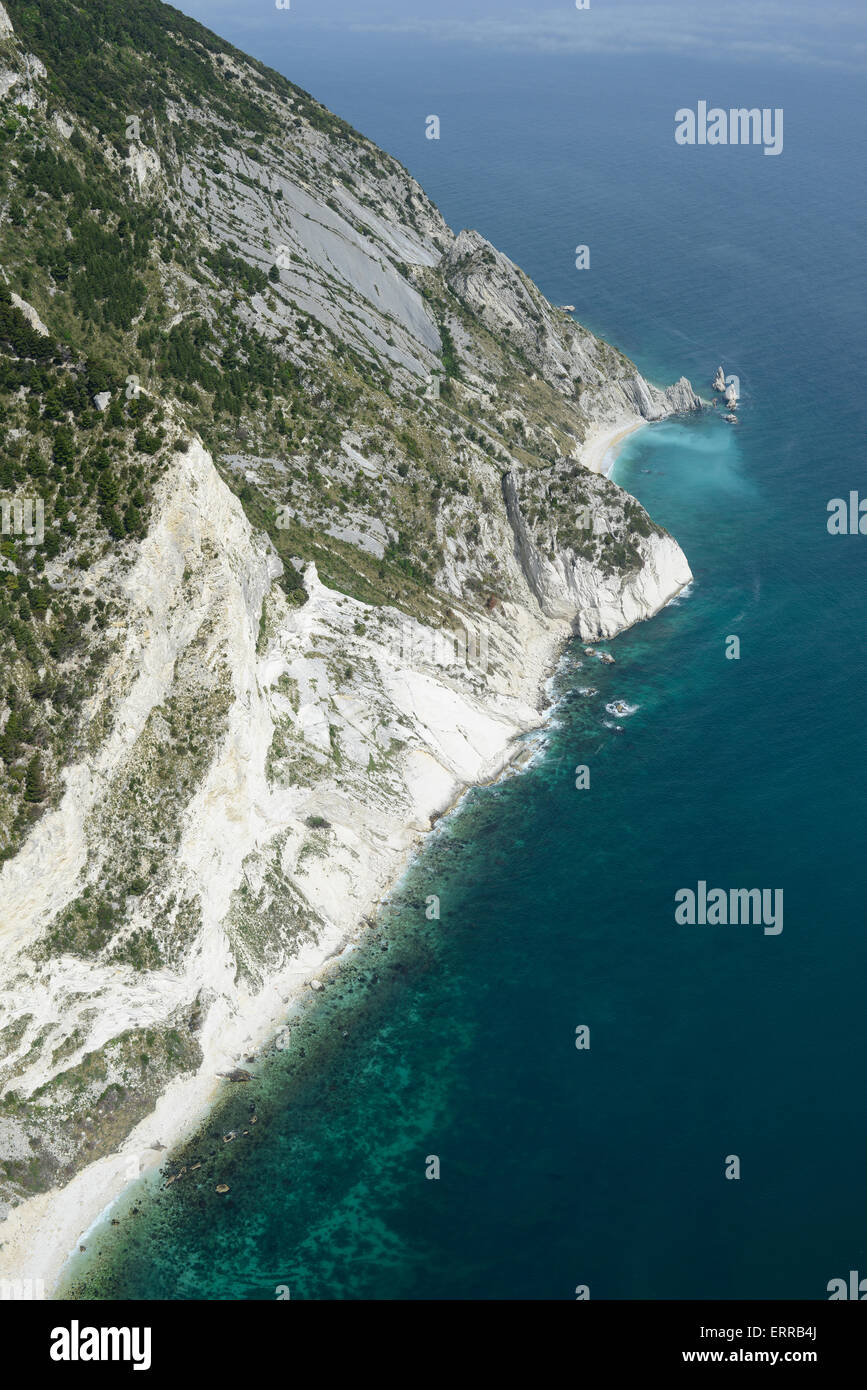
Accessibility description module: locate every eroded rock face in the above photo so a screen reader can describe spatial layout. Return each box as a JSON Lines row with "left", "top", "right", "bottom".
{"left": 570, "top": 531, "right": 692, "bottom": 639}
{"left": 502, "top": 470, "right": 692, "bottom": 638}
{"left": 442, "top": 229, "right": 702, "bottom": 433}
{"left": 0, "top": 437, "right": 561, "bottom": 1217}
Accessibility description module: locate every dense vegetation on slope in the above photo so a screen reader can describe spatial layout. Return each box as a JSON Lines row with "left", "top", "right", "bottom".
{"left": 8, "top": 0, "right": 316, "bottom": 133}
{"left": 0, "top": 285, "right": 168, "bottom": 860}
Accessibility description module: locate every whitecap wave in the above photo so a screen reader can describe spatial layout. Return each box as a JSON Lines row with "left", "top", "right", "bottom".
{"left": 667, "top": 581, "right": 694, "bottom": 607}
{"left": 605, "top": 700, "right": 638, "bottom": 717}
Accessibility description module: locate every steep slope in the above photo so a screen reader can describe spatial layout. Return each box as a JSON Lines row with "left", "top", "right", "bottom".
{"left": 0, "top": 0, "right": 701, "bottom": 1267}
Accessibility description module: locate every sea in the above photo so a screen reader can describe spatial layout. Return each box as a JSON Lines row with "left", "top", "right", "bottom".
{"left": 62, "top": 15, "right": 867, "bottom": 1299}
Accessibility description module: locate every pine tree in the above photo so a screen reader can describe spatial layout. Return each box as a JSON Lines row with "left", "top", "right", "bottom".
{"left": 104, "top": 507, "right": 125, "bottom": 540}
{"left": 97, "top": 470, "right": 119, "bottom": 507}
{"left": 53, "top": 427, "right": 75, "bottom": 468}
{"left": 0, "top": 715, "right": 20, "bottom": 763}
{"left": 24, "top": 753, "right": 46, "bottom": 803}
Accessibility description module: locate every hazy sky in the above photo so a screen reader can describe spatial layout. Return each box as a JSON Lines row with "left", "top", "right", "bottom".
{"left": 176, "top": 0, "right": 867, "bottom": 70}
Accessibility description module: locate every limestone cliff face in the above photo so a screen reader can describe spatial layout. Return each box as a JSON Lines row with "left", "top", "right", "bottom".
{"left": 442, "top": 229, "right": 702, "bottom": 435}
{"left": 537, "top": 526, "right": 692, "bottom": 640}
{"left": 0, "top": 435, "right": 561, "bottom": 1235}
{"left": 502, "top": 472, "right": 692, "bottom": 639}
{"left": 0, "top": 0, "right": 702, "bottom": 1256}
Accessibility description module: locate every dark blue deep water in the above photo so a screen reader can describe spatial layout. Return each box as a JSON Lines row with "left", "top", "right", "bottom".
{"left": 65, "top": 19, "right": 867, "bottom": 1299}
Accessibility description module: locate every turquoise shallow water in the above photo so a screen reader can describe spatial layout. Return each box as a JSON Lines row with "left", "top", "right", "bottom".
{"left": 63, "top": 27, "right": 867, "bottom": 1299}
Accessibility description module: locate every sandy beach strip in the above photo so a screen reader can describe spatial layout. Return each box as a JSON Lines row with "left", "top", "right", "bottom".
{"left": 581, "top": 417, "right": 645, "bottom": 476}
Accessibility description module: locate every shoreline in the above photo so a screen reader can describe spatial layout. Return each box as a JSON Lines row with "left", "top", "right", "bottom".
{"left": 0, "top": 629, "right": 568, "bottom": 1301}
{"left": 581, "top": 417, "right": 645, "bottom": 477}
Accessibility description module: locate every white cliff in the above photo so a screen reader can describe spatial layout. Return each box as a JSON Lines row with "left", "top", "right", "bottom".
{"left": 503, "top": 470, "right": 692, "bottom": 639}
{"left": 0, "top": 436, "right": 567, "bottom": 1285}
